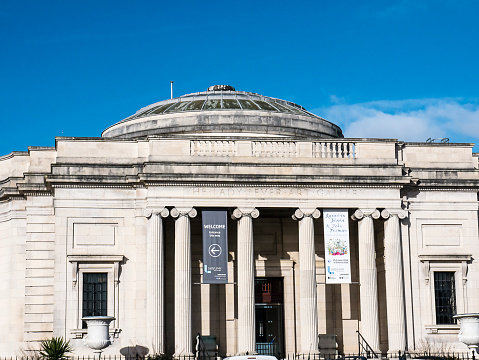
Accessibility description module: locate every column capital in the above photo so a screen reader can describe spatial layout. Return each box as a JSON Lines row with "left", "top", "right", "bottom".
{"left": 170, "top": 207, "right": 197, "bottom": 219}
{"left": 144, "top": 207, "right": 169, "bottom": 219}
{"left": 381, "top": 209, "right": 408, "bottom": 220}
{"left": 232, "top": 208, "right": 259, "bottom": 220}
{"left": 292, "top": 208, "right": 321, "bottom": 220}
{"left": 351, "top": 208, "right": 380, "bottom": 221}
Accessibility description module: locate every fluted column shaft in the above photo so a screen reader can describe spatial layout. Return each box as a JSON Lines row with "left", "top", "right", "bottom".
{"left": 172, "top": 207, "right": 197, "bottom": 357}
{"left": 294, "top": 208, "right": 321, "bottom": 355}
{"left": 353, "top": 209, "right": 380, "bottom": 352}
{"left": 382, "top": 209, "right": 407, "bottom": 353}
{"left": 233, "top": 208, "right": 259, "bottom": 355}
{"left": 146, "top": 208, "right": 169, "bottom": 354}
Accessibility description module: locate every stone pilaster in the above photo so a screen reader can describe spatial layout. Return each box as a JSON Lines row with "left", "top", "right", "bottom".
{"left": 351, "top": 209, "right": 381, "bottom": 352}
{"left": 145, "top": 208, "right": 169, "bottom": 355}
{"left": 293, "top": 208, "right": 321, "bottom": 355}
{"left": 171, "top": 207, "right": 197, "bottom": 357}
{"left": 24, "top": 197, "right": 55, "bottom": 342}
{"left": 232, "top": 208, "right": 259, "bottom": 355}
{"left": 382, "top": 209, "right": 408, "bottom": 353}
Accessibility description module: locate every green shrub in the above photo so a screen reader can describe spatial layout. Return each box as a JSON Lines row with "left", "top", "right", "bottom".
{"left": 39, "top": 337, "right": 74, "bottom": 360}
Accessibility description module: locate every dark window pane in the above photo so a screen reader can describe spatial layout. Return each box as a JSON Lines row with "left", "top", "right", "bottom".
{"left": 148, "top": 103, "right": 177, "bottom": 115}
{"left": 254, "top": 101, "right": 278, "bottom": 111}
{"left": 238, "top": 100, "right": 260, "bottom": 110}
{"left": 163, "top": 101, "right": 189, "bottom": 113}
{"left": 223, "top": 99, "right": 241, "bottom": 109}
{"left": 182, "top": 100, "right": 205, "bottom": 111}
{"left": 203, "top": 99, "right": 222, "bottom": 109}
{"left": 82, "top": 273, "right": 108, "bottom": 328}
{"left": 269, "top": 102, "right": 295, "bottom": 114}
{"left": 434, "top": 272, "right": 456, "bottom": 324}
{"left": 255, "top": 278, "right": 284, "bottom": 304}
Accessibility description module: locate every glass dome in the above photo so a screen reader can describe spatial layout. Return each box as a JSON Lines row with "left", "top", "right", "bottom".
{"left": 102, "top": 86, "right": 343, "bottom": 139}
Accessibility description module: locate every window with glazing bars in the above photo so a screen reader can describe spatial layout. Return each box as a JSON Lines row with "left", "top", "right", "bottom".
{"left": 434, "top": 272, "right": 456, "bottom": 324}
{"left": 82, "top": 273, "right": 107, "bottom": 328}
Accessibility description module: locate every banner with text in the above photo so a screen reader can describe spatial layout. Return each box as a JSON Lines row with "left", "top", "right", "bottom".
{"left": 323, "top": 209, "right": 351, "bottom": 284}
{"left": 202, "top": 210, "right": 228, "bottom": 284}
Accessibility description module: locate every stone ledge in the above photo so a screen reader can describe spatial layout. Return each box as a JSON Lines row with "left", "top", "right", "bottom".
{"left": 425, "top": 324, "right": 460, "bottom": 334}
{"left": 419, "top": 254, "right": 472, "bottom": 261}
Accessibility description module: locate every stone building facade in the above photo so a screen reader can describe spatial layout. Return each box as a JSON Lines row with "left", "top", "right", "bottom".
{"left": 0, "top": 86, "right": 478, "bottom": 357}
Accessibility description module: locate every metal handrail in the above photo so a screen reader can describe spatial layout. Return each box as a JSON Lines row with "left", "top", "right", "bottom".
{"left": 195, "top": 333, "right": 217, "bottom": 360}
{"left": 356, "top": 330, "right": 379, "bottom": 358}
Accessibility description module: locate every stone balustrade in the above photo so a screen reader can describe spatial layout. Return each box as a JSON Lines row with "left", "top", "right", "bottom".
{"left": 252, "top": 141, "right": 297, "bottom": 157}
{"left": 190, "top": 140, "right": 236, "bottom": 156}
{"left": 313, "top": 141, "right": 356, "bottom": 158}
{"left": 189, "top": 139, "right": 358, "bottom": 159}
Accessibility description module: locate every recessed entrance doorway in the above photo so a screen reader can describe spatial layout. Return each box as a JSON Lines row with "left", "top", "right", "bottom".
{"left": 255, "top": 277, "right": 285, "bottom": 359}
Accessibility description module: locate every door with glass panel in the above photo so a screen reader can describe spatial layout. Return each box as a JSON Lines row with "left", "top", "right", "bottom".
{"left": 255, "top": 278, "right": 284, "bottom": 359}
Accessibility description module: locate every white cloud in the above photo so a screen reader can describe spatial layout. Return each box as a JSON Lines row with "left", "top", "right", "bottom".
{"left": 329, "top": 94, "right": 345, "bottom": 104}
{"left": 312, "top": 98, "right": 479, "bottom": 145}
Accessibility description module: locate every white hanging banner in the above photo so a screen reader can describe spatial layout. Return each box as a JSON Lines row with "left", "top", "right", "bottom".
{"left": 323, "top": 209, "right": 351, "bottom": 284}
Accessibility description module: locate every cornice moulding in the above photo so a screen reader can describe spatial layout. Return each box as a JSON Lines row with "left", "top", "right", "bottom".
{"left": 418, "top": 255, "right": 472, "bottom": 262}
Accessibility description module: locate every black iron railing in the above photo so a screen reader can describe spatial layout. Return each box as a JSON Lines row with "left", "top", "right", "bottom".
{"left": 356, "top": 330, "right": 379, "bottom": 359}
{"left": 2, "top": 350, "right": 477, "bottom": 360}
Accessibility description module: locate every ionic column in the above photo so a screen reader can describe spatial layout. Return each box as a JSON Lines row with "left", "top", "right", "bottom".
{"left": 382, "top": 209, "right": 408, "bottom": 353}
{"left": 171, "top": 207, "right": 197, "bottom": 357}
{"left": 232, "top": 208, "right": 259, "bottom": 355}
{"left": 352, "top": 209, "right": 381, "bottom": 352}
{"left": 146, "top": 208, "right": 169, "bottom": 354}
{"left": 293, "top": 208, "right": 321, "bottom": 356}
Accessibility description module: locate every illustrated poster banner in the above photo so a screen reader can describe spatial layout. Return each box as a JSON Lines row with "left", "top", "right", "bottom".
{"left": 202, "top": 210, "right": 228, "bottom": 284}
{"left": 323, "top": 209, "right": 351, "bottom": 284}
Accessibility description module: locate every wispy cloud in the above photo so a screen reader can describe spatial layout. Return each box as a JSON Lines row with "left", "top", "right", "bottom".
{"left": 311, "top": 98, "right": 479, "bottom": 145}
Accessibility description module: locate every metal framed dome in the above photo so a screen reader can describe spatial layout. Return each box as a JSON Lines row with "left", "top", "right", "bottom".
{"left": 102, "top": 86, "right": 343, "bottom": 139}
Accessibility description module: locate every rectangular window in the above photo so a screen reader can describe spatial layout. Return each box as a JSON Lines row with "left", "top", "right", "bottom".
{"left": 434, "top": 272, "right": 456, "bottom": 325}
{"left": 255, "top": 278, "right": 284, "bottom": 304}
{"left": 82, "top": 273, "right": 108, "bottom": 328}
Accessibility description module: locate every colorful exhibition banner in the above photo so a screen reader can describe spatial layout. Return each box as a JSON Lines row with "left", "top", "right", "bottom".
{"left": 323, "top": 209, "right": 351, "bottom": 284}
{"left": 202, "top": 210, "right": 228, "bottom": 284}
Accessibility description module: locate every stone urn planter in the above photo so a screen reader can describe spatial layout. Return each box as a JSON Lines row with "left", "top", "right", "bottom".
{"left": 453, "top": 313, "right": 479, "bottom": 355}
{"left": 82, "top": 316, "right": 116, "bottom": 358}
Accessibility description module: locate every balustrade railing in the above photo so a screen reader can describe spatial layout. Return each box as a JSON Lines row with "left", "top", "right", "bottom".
{"left": 252, "top": 141, "right": 297, "bottom": 157}
{"left": 190, "top": 140, "right": 236, "bottom": 156}
{"left": 313, "top": 142, "right": 356, "bottom": 159}
{"left": 189, "top": 140, "right": 357, "bottom": 158}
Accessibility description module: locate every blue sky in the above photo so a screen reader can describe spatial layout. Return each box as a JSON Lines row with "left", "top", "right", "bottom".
{"left": 1, "top": 0, "right": 478, "bottom": 156}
